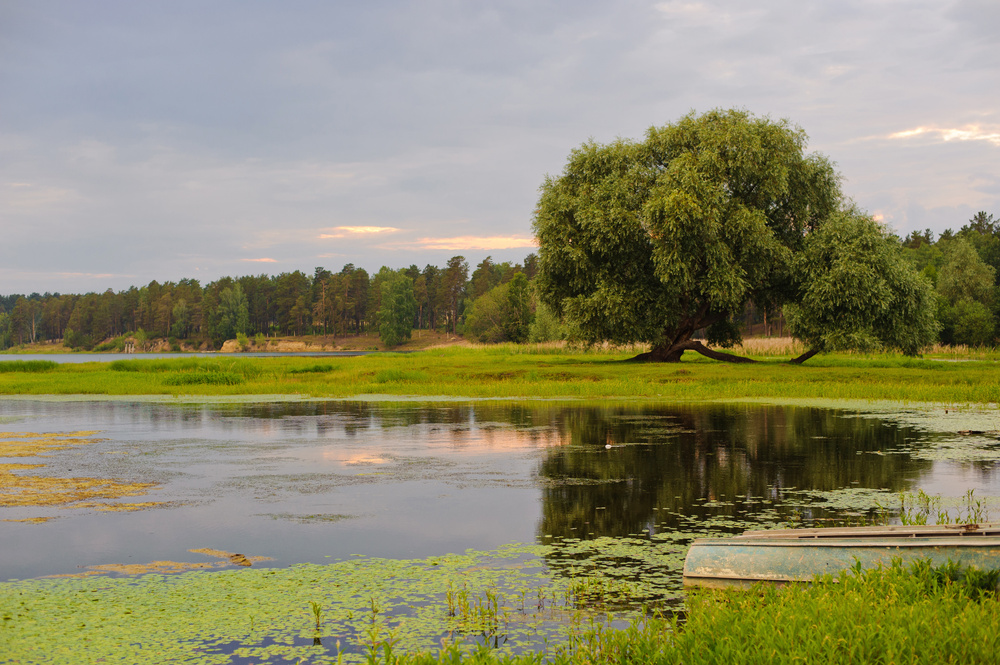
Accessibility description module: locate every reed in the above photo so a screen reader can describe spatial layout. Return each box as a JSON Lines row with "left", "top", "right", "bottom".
{"left": 398, "top": 561, "right": 1000, "bottom": 664}
{"left": 729, "top": 336, "right": 806, "bottom": 357}
{"left": 0, "top": 360, "right": 58, "bottom": 373}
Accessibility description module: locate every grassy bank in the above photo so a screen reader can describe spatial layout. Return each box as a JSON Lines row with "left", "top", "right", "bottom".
{"left": 0, "top": 346, "right": 998, "bottom": 403}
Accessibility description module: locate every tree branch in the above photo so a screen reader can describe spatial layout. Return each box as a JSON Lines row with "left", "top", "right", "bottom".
{"left": 788, "top": 348, "right": 820, "bottom": 365}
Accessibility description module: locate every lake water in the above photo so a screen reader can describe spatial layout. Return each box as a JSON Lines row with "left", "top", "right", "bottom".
{"left": 4, "top": 398, "right": 999, "bottom": 583}
{"left": 5, "top": 398, "right": 1000, "bottom": 662}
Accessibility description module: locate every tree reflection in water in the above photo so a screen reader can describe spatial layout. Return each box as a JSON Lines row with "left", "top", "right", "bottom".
{"left": 535, "top": 403, "right": 933, "bottom": 539}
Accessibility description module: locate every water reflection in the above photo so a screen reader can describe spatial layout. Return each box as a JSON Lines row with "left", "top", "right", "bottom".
{"left": 0, "top": 399, "right": 996, "bottom": 581}
{"left": 536, "top": 404, "right": 933, "bottom": 539}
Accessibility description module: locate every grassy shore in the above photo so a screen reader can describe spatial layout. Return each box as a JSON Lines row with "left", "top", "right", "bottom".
{"left": 0, "top": 345, "right": 998, "bottom": 404}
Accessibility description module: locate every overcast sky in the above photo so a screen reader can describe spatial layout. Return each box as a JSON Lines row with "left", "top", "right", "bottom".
{"left": 2, "top": 0, "right": 998, "bottom": 295}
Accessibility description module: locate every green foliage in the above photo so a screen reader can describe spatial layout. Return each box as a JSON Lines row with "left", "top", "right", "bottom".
{"left": 657, "top": 560, "right": 1000, "bottom": 664}
{"left": 92, "top": 335, "right": 128, "bottom": 352}
{"left": 0, "top": 360, "right": 57, "bottom": 373}
{"left": 942, "top": 298, "right": 996, "bottom": 346}
{"left": 784, "top": 209, "right": 940, "bottom": 355}
{"left": 935, "top": 238, "right": 997, "bottom": 346}
{"left": 62, "top": 326, "right": 83, "bottom": 349}
{"left": 236, "top": 332, "right": 250, "bottom": 351}
{"left": 377, "top": 272, "right": 417, "bottom": 348}
{"left": 288, "top": 363, "right": 336, "bottom": 374}
{"left": 465, "top": 273, "right": 532, "bottom": 343}
{"left": 534, "top": 108, "right": 842, "bottom": 360}
{"left": 0, "top": 311, "right": 10, "bottom": 350}
{"left": 170, "top": 299, "right": 191, "bottom": 338}
{"left": 528, "top": 300, "right": 564, "bottom": 343}
{"left": 162, "top": 371, "right": 245, "bottom": 386}
{"left": 1, "top": 253, "right": 546, "bottom": 348}
{"left": 374, "top": 369, "right": 431, "bottom": 383}
{"left": 937, "top": 238, "right": 996, "bottom": 305}
{"left": 216, "top": 283, "right": 250, "bottom": 343}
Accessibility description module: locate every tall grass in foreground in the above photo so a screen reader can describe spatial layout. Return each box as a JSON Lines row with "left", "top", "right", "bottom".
{"left": 399, "top": 561, "right": 1000, "bottom": 664}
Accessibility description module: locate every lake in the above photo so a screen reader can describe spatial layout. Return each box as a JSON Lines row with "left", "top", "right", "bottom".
{"left": 3, "top": 398, "right": 999, "bottom": 661}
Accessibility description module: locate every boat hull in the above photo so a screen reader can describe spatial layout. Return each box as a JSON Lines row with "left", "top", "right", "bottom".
{"left": 683, "top": 527, "right": 1000, "bottom": 588}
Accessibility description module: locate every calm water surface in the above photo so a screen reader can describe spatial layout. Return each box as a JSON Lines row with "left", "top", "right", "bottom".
{"left": 2, "top": 399, "right": 999, "bottom": 582}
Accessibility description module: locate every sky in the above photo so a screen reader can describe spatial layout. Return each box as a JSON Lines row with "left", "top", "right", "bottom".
{"left": 1, "top": 0, "right": 998, "bottom": 295}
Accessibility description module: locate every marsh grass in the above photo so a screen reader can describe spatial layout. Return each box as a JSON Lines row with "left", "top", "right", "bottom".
{"left": 402, "top": 560, "right": 1000, "bottom": 664}
{"left": 3, "top": 346, "right": 1000, "bottom": 403}
{"left": 0, "top": 360, "right": 58, "bottom": 373}
{"left": 729, "top": 336, "right": 805, "bottom": 357}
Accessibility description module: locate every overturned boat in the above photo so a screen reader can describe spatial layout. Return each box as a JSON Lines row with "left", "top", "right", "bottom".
{"left": 683, "top": 523, "right": 1000, "bottom": 588}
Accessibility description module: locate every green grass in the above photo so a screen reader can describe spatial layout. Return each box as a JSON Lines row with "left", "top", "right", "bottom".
{"left": 0, "top": 360, "right": 58, "bottom": 373}
{"left": 0, "top": 347, "right": 998, "bottom": 403}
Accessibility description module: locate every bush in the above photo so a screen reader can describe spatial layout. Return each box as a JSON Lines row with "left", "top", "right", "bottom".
{"left": 528, "top": 301, "right": 565, "bottom": 343}
{"left": 465, "top": 273, "right": 531, "bottom": 343}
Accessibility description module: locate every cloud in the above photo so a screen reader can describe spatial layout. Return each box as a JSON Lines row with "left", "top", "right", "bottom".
{"left": 1, "top": 1, "right": 998, "bottom": 294}
{"left": 388, "top": 235, "right": 538, "bottom": 251}
{"left": 55, "top": 272, "right": 128, "bottom": 280}
{"left": 888, "top": 125, "right": 1000, "bottom": 147}
{"left": 241, "top": 258, "right": 277, "bottom": 263}
{"left": 318, "top": 226, "right": 400, "bottom": 239}
{"left": 1, "top": 181, "right": 80, "bottom": 213}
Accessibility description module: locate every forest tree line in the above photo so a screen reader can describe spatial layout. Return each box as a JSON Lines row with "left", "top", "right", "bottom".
{"left": 0, "top": 255, "right": 546, "bottom": 351}
{"left": 901, "top": 211, "right": 1000, "bottom": 347}
{"left": 1, "top": 209, "right": 998, "bottom": 352}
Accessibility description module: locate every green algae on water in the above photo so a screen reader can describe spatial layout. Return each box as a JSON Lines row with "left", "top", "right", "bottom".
{"left": 0, "top": 541, "right": 679, "bottom": 664}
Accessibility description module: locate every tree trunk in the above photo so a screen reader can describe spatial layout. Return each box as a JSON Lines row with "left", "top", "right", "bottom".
{"left": 630, "top": 339, "right": 756, "bottom": 363}
{"left": 788, "top": 348, "right": 820, "bottom": 365}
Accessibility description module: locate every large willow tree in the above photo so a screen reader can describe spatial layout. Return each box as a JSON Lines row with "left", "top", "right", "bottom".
{"left": 533, "top": 109, "right": 936, "bottom": 362}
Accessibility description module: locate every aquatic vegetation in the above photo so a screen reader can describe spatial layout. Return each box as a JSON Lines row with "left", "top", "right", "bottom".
{"left": 895, "top": 488, "right": 993, "bottom": 526}
{"left": 0, "top": 430, "right": 163, "bottom": 517}
{"left": 0, "top": 543, "right": 658, "bottom": 663}
{"left": 5, "top": 555, "right": 1000, "bottom": 664}
{"left": 0, "top": 430, "right": 101, "bottom": 457}
{"left": 44, "top": 548, "right": 273, "bottom": 578}
{"left": 258, "top": 512, "right": 357, "bottom": 524}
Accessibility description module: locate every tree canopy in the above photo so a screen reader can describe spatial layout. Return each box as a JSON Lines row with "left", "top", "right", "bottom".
{"left": 783, "top": 209, "right": 939, "bottom": 362}
{"left": 377, "top": 271, "right": 417, "bottom": 348}
{"left": 533, "top": 108, "right": 935, "bottom": 362}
